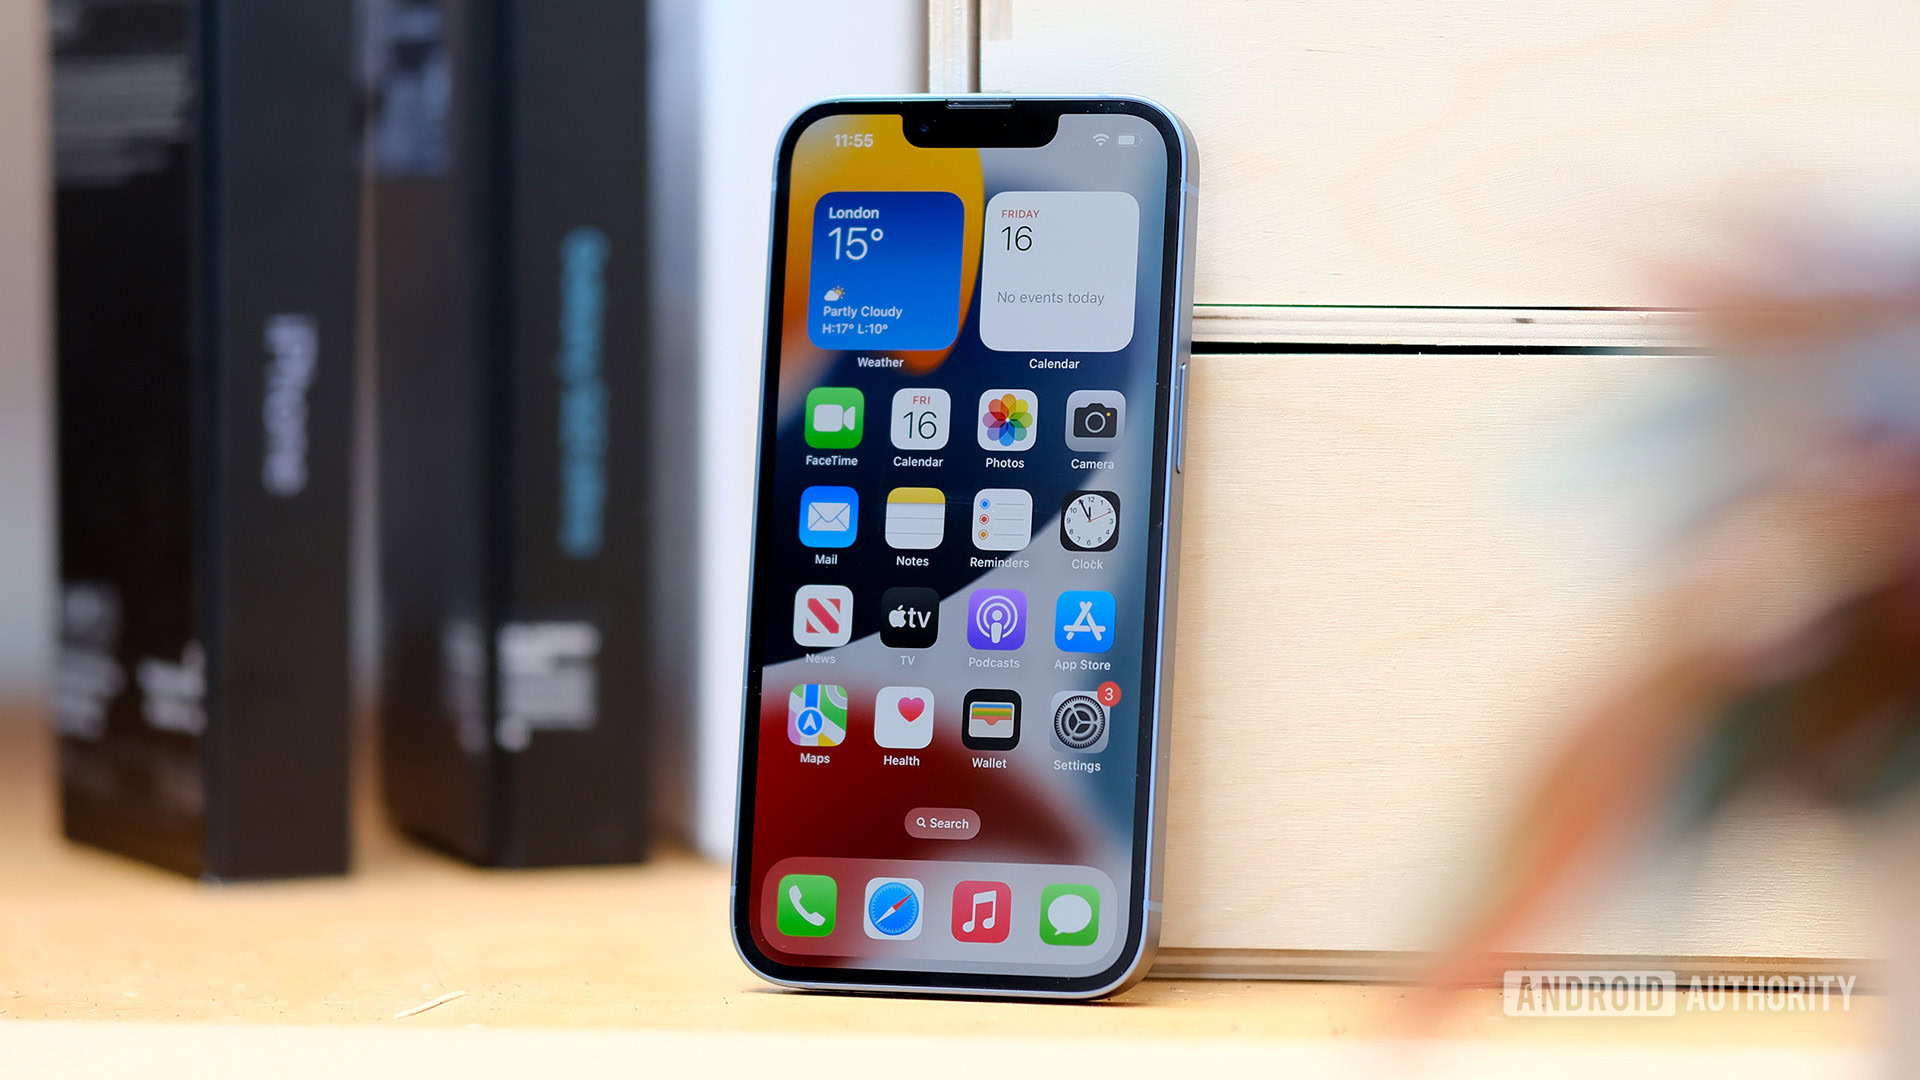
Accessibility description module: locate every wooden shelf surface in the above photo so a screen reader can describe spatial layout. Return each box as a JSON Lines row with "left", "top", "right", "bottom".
{"left": 0, "top": 706, "right": 1881, "bottom": 1073}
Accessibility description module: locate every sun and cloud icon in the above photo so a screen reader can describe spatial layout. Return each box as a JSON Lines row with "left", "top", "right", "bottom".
{"left": 823, "top": 286, "right": 845, "bottom": 302}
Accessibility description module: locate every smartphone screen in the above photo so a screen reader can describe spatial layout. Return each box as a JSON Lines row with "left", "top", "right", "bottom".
{"left": 735, "top": 99, "right": 1190, "bottom": 995}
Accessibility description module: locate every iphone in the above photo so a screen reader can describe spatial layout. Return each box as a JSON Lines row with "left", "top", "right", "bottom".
{"left": 733, "top": 97, "right": 1196, "bottom": 998}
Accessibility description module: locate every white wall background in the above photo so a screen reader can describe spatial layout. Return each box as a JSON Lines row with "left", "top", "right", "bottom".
{"left": 650, "top": 0, "right": 925, "bottom": 855}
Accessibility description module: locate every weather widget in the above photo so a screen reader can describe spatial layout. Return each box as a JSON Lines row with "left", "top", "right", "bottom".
{"left": 808, "top": 190, "right": 964, "bottom": 351}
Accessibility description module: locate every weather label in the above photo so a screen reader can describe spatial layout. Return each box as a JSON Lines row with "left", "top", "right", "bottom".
{"left": 980, "top": 190, "right": 1139, "bottom": 353}
{"left": 808, "top": 190, "right": 964, "bottom": 351}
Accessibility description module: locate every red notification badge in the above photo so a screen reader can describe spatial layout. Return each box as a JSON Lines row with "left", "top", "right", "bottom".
{"left": 1096, "top": 681, "right": 1122, "bottom": 707}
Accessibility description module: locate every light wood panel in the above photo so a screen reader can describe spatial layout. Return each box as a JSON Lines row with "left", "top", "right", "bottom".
{"left": 1192, "top": 305, "right": 1695, "bottom": 349}
{"left": 926, "top": 0, "right": 977, "bottom": 94}
{"left": 975, "top": 0, "right": 1920, "bottom": 308}
{"left": 1160, "top": 353, "right": 1878, "bottom": 962}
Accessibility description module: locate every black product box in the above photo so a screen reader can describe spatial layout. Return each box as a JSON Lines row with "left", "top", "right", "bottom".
{"left": 367, "top": 0, "right": 653, "bottom": 866}
{"left": 51, "top": 0, "right": 360, "bottom": 879}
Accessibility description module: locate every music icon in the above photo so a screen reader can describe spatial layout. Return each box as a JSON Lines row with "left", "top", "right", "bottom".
{"left": 950, "top": 879, "right": 1012, "bottom": 943}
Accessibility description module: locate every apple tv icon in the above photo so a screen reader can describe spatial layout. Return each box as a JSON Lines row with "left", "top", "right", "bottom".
{"left": 880, "top": 586, "right": 941, "bottom": 649}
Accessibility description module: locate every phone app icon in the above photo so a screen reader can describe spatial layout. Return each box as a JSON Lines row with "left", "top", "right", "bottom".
{"left": 879, "top": 586, "right": 939, "bottom": 649}
{"left": 961, "top": 689, "right": 1021, "bottom": 751}
{"left": 1039, "top": 883, "right": 1101, "bottom": 947}
{"left": 951, "top": 880, "right": 1012, "bottom": 943}
{"left": 864, "top": 877, "right": 925, "bottom": 940}
{"left": 1049, "top": 690, "right": 1109, "bottom": 754}
{"left": 885, "top": 487, "right": 945, "bottom": 549}
{"left": 777, "top": 873, "right": 837, "bottom": 937}
{"left": 966, "top": 588, "right": 1026, "bottom": 650}
{"left": 1064, "top": 390, "right": 1127, "bottom": 452}
{"left": 1055, "top": 590, "right": 1115, "bottom": 653}
{"left": 805, "top": 387, "right": 864, "bottom": 449}
{"left": 792, "top": 584, "right": 852, "bottom": 648}
{"left": 891, "top": 388, "right": 951, "bottom": 450}
{"left": 787, "top": 684, "right": 849, "bottom": 747}
{"left": 977, "top": 389, "right": 1038, "bottom": 452}
{"left": 1060, "top": 490, "right": 1120, "bottom": 552}
{"left": 799, "top": 485, "right": 858, "bottom": 548}
{"left": 970, "top": 488, "right": 1032, "bottom": 551}
{"left": 873, "top": 686, "right": 934, "bottom": 749}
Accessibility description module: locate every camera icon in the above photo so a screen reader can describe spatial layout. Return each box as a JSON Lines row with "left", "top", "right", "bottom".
{"left": 1064, "top": 389, "right": 1126, "bottom": 451}
{"left": 1073, "top": 402, "right": 1116, "bottom": 438}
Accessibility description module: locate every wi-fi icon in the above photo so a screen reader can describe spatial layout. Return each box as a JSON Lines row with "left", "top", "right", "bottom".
{"left": 1091, "top": 133, "right": 1110, "bottom": 146}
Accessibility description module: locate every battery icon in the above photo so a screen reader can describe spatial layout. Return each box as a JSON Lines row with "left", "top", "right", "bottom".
{"left": 1116, "top": 133, "right": 1138, "bottom": 146}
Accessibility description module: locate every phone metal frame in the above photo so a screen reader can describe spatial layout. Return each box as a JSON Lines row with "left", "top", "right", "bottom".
{"left": 730, "top": 95, "right": 1197, "bottom": 1000}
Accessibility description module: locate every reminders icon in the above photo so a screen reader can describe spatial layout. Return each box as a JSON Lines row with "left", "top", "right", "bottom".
{"left": 885, "top": 487, "right": 945, "bottom": 549}
{"left": 971, "top": 488, "right": 1032, "bottom": 551}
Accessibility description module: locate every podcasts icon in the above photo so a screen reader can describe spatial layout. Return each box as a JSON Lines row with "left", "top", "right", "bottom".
{"left": 966, "top": 589, "right": 1026, "bottom": 650}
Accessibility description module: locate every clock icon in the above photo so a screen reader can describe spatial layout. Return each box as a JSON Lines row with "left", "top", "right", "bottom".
{"left": 1060, "top": 490, "right": 1120, "bottom": 552}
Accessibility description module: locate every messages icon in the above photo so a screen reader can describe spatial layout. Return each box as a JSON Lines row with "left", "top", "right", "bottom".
{"left": 1038, "top": 883, "right": 1100, "bottom": 947}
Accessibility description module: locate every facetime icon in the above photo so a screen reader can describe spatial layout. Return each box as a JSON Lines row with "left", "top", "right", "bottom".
{"left": 804, "top": 386, "right": 864, "bottom": 449}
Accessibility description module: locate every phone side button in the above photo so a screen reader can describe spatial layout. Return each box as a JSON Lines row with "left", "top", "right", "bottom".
{"left": 1173, "top": 361, "right": 1190, "bottom": 473}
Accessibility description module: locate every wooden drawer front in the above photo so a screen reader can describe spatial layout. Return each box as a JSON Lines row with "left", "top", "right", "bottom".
{"left": 1160, "top": 352, "right": 1871, "bottom": 961}
{"left": 979, "top": 0, "right": 1920, "bottom": 309}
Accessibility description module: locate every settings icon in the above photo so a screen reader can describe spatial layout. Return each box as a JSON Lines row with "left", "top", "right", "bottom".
{"left": 1049, "top": 691, "right": 1109, "bottom": 753}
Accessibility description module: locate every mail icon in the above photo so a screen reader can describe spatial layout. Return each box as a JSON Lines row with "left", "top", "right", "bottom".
{"left": 810, "top": 502, "right": 852, "bottom": 530}
{"left": 799, "top": 485, "right": 859, "bottom": 549}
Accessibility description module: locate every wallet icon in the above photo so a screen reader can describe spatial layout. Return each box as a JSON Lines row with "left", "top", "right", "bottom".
{"left": 799, "top": 485, "right": 859, "bottom": 548}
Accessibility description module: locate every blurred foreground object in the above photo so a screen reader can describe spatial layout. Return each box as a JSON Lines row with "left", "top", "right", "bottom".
{"left": 369, "top": 0, "right": 657, "bottom": 867}
{"left": 51, "top": 0, "right": 359, "bottom": 878}
{"left": 1429, "top": 194, "right": 1920, "bottom": 992}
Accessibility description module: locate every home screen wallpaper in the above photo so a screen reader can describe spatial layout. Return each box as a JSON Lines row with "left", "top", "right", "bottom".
{"left": 743, "top": 107, "right": 1172, "bottom": 982}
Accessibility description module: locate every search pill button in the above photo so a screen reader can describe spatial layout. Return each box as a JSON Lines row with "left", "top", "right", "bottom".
{"left": 905, "top": 807, "right": 981, "bottom": 840}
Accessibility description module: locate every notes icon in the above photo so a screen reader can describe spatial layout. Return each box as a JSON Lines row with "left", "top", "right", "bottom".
{"left": 950, "top": 880, "right": 1012, "bottom": 943}
{"left": 885, "top": 487, "right": 946, "bottom": 550}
